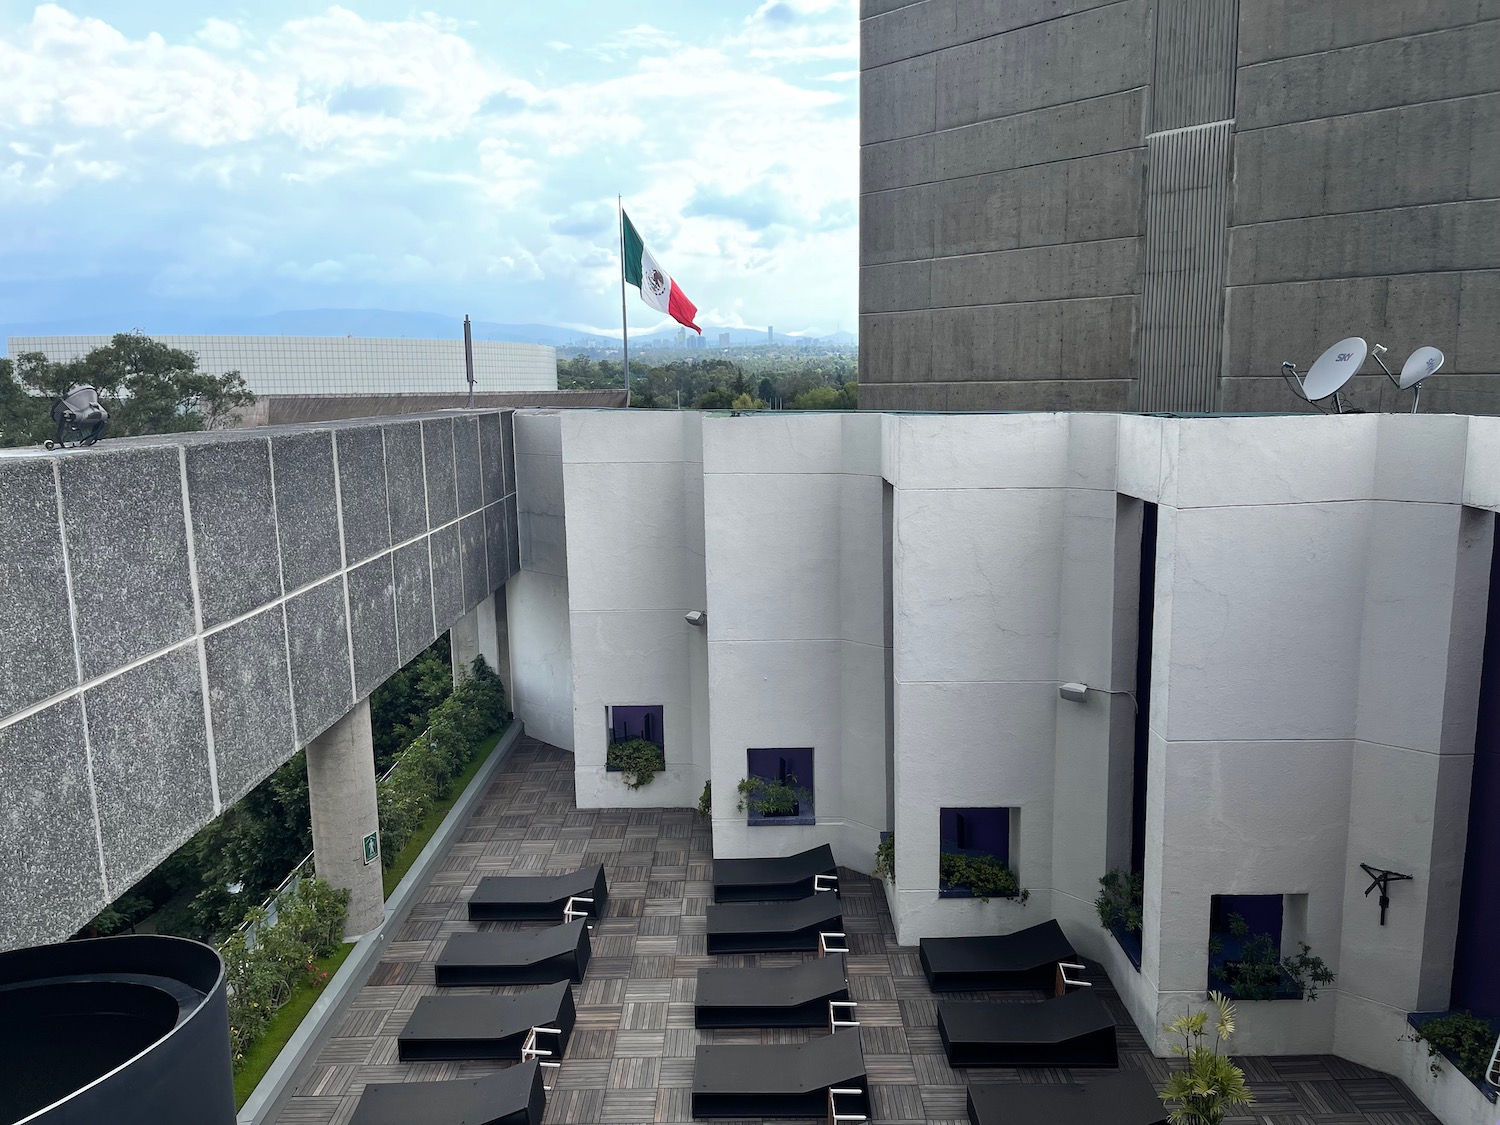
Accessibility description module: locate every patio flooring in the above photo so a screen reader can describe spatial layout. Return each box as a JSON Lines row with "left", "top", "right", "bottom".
{"left": 274, "top": 735, "right": 1441, "bottom": 1125}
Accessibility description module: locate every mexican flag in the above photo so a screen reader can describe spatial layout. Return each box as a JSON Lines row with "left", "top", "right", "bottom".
{"left": 622, "top": 210, "right": 701, "bottom": 333}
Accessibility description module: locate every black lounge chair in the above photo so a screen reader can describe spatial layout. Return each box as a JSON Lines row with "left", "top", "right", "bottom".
{"left": 706, "top": 891, "right": 843, "bottom": 954}
{"left": 435, "top": 920, "right": 592, "bottom": 986}
{"left": 398, "top": 980, "right": 576, "bottom": 1061}
{"left": 691, "top": 1029, "right": 868, "bottom": 1119}
{"left": 938, "top": 989, "right": 1117, "bottom": 1068}
{"left": 919, "top": 919, "right": 1076, "bottom": 991}
{"left": 468, "top": 863, "right": 608, "bottom": 922}
{"left": 967, "top": 1070, "right": 1166, "bottom": 1125}
{"left": 350, "top": 1061, "right": 546, "bottom": 1125}
{"left": 695, "top": 954, "right": 850, "bottom": 1028}
{"left": 712, "top": 843, "right": 838, "bottom": 902}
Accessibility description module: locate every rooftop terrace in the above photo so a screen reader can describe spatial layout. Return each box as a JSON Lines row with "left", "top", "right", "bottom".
{"left": 274, "top": 735, "right": 1442, "bottom": 1125}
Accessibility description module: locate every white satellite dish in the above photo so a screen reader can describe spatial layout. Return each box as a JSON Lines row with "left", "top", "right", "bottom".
{"left": 1399, "top": 346, "right": 1444, "bottom": 390}
{"left": 1302, "top": 337, "right": 1367, "bottom": 401}
{"left": 1283, "top": 337, "right": 1366, "bottom": 413}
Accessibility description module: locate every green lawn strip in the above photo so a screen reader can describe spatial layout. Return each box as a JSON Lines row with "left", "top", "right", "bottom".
{"left": 382, "top": 726, "right": 506, "bottom": 898}
{"left": 233, "top": 941, "right": 355, "bottom": 1108}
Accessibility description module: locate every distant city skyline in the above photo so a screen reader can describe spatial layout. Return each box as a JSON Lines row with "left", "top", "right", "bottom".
{"left": 0, "top": 2, "right": 858, "bottom": 340}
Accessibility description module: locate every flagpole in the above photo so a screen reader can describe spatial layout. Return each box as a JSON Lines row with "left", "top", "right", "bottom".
{"left": 618, "top": 195, "right": 630, "bottom": 404}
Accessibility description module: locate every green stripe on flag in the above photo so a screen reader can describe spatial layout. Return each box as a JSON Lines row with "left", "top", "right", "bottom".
{"left": 622, "top": 210, "right": 645, "bottom": 288}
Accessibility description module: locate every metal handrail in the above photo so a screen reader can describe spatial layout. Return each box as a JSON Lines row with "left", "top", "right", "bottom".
{"left": 1486, "top": 1031, "right": 1499, "bottom": 1088}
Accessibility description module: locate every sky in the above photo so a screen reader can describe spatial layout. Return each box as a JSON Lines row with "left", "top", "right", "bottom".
{"left": 0, "top": 1, "right": 859, "bottom": 339}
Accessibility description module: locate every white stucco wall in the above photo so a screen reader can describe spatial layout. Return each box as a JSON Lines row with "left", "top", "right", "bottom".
{"left": 506, "top": 406, "right": 1500, "bottom": 1124}
{"left": 509, "top": 411, "right": 573, "bottom": 750}
{"left": 561, "top": 410, "right": 709, "bottom": 809}
{"left": 702, "top": 413, "right": 888, "bottom": 871}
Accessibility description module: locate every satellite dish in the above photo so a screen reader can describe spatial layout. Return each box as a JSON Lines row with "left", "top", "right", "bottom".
{"left": 1302, "top": 337, "right": 1367, "bottom": 401}
{"left": 1399, "top": 346, "right": 1444, "bottom": 390}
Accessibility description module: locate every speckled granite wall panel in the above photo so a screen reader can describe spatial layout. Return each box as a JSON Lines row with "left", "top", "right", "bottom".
{"left": 430, "top": 522, "right": 465, "bottom": 631}
{"left": 204, "top": 605, "right": 296, "bottom": 804}
{"left": 504, "top": 493, "right": 521, "bottom": 576}
{"left": 0, "top": 699, "right": 102, "bottom": 950}
{"left": 459, "top": 512, "right": 488, "bottom": 609}
{"left": 382, "top": 421, "right": 428, "bottom": 541}
{"left": 0, "top": 459, "right": 76, "bottom": 714}
{"left": 422, "top": 417, "right": 458, "bottom": 528}
{"left": 478, "top": 412, "right": 504, "bottom": 506}
{"left": 335, "top": 425, "right": 391, "bottom": 566}
{"left": 455, "top": 415, "right": 484, "bottom": 516}
{"left": 85, "top": 645, "right": 214, "bottom": 891}
{"left": 348, "top": 555, "right": 398, "bottom": 700}
{"left": 184, "top": 437, "right": 281, "bottom": 628}
{"left": 501, "top": 410, "right": 516, "bottom": 497}
{"left": 484, "top": 502, "right": 507, "bottom": 591}
{"left": 392, "top": 540, "right": 436, "bottom": 665}
{"left": 272, "top": 430, "right": 342, "bottom": 591}
{"left": 285, "top": 576, "right": 353, "bottom": 742}
{"left": 60, "top": 446, "right": 195, "bottom": 681}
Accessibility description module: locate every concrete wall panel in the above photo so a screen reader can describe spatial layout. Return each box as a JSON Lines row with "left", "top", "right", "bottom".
{"left": 421, "top": 417, "right": 458, "bottom": 528}
{"left": 185, "top": 437, "right": 281, "bottom": 628}
{"left": 347, "top": 555, "right": 399, "bottom": 701}
{"left": 204, "top": 606, "right": 296, "bottom": 804}
{"left": 334, "top": 425, "right": 391, "bottom": 567}
{"left": 271, "top": 431, "right": 342, "bottom": 593}
{"left": 0, "top": 459, "right": 76, "bottom": 713}
{"left": 382, "top": 420, "right": 428, "bottom": 541}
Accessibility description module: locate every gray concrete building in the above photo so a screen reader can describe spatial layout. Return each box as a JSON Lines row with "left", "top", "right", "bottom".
{"left": 859, "top": 1, "right": 1500, "bottom": 414}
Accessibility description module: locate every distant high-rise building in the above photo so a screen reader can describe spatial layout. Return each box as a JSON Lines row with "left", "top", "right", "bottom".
{"left": 677, "top": 327, "right": 686, "bottom": 347}
{"left": 767, "top": 326, "right": 774, "bottom": 346}
{"left": 718, "top": 332, "right": 731, "bottom": 348}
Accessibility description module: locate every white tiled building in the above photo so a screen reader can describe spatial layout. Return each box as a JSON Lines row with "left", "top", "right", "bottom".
{"left": 6, "top": 335, "right": 558, "bottom": 396}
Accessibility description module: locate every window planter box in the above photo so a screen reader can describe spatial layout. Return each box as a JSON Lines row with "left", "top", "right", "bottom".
{"left": 1209, "top": 963, "right": 1304, "bottom": 1002}
{"left": 1407, "top": 1011, "right": 1500, "bottom": 1103}
{"left": 1108, "top": 919, "right": 1143, "bottom": 971}
{"left": 747, "top": 799, "right": 815, "bottom": 827}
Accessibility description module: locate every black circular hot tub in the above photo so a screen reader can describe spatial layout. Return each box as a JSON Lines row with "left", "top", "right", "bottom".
{"left": 0, "top": 935, "right": 234, "bottom": 1125}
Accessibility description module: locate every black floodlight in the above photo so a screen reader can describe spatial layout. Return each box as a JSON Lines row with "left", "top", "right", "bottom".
{"left": 1359, "top": 863, "right": 1412, "bottom": 926}
{"left": 47, "top": 385, "right": 109, "bottom": 449}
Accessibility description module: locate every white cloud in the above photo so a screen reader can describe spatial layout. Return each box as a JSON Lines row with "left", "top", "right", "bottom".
{"left": 0, "top": 2, "right": 860, "bottom": 335}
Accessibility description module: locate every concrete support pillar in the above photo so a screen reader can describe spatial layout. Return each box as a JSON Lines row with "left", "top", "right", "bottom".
{"left": 452, "top": 592, "right": 502, "bottom": 688}
{"left": 306, "top": 697, "right": 385, "bottom": 938}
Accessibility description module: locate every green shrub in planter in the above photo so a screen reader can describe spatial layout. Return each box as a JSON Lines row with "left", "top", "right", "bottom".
{"left": 1095, "top": 868, "right": 1144, "bottom": 934}
{"left": 939, "top": 851, "right": 1028, "bottom": 903}
{"left": 736, "top": 774, "right": 811, "bottom": 817}
{"left": 1208, "top": 913, "right": 1334, "bottom": 1001}
{"left": 1409, "top": 1010, "right": 1499, "bottom": 1084}
{"left": 873, "top": 833, "right": 895, "bottom": 881}
{"left": 607, "top": 738, "right": 665, "bottom": 790}
{"left": 697, "top": 780, "right": 712, "bottom": 820}
{"left": 1160, "top": 992, "right": 1255, "bottom": 1125}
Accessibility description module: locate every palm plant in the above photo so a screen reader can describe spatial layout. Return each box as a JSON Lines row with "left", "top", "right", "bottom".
{"left": 1160, "top": 992, "right": 1255, "bottom": 1125}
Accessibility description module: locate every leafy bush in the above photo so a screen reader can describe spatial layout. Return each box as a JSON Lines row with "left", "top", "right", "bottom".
{"left": 873, "top": 834, "right": 895, "bottom": 881}
{"left": 736, "top": 774, "right": 811, "bottom": 817}
{"left": 1409, "top": 1010, "right": 1498, "bottom": 1084}
{"left": 1208, "top": 913, "right": 1334, "bottom": 1001}
{"left": 376, "top": 656, "right": 508, "bottom": 868}
{"left": 697, "top": 780, "right": 712, "bottom": 820}
{"left": 369, "top": 635, "right": 453, "bottom": 770}
{"left": 938, "top": 851, "right": 1027, "bottom": 902}
{"left": 1096, "top": 868, "right": 1144, "bottom": 935}
{"left": 607, "top": 738, "right": 665, "bottom": 789}
{"left": 221, "top": 877, "right": 349, "bottom": 1069}
{"left": 1160, "top": 992, "right": 1254, "bottom": 1124}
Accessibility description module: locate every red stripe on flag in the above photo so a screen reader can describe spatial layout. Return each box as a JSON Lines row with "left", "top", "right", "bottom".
{"left": 667, "top": 280, "right": 701, "bottom": 334}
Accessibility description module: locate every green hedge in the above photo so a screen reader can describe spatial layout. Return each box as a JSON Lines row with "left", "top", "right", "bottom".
{"left": 220, "top": 877, "right": 349, "bottom": 1068}
{"left": 606, "top": 738, "right": 665, "bottom": 789}
{"left": 377, "top": 656, "right": 507, "bottom": 866}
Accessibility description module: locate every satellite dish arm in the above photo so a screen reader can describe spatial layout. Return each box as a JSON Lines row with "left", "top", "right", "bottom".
{"left": 1280, "top": 361, "right": 1329, "bottom": 414}
{"left": 1371, "top": 344, "right": 1400, "bottom": 387}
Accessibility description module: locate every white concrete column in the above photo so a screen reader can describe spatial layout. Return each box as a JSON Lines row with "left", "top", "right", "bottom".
{"left": 451, "top": 592, "right": 501, "bottom": 688}
{"left": 305, "top": 697, "right": 385, "bottom": 938}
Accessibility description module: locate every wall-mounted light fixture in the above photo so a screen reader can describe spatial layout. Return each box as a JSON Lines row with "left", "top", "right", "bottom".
{"left": 1359, "top": 863, "right": 1412, "bottom": 926}
{"left": 685, "top": 610, "right": 707, "bottom": 628}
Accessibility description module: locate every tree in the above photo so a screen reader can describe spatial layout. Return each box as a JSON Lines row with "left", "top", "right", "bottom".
{"left": 1159, "top": 992, "right": 1254, "bottom": 1125}
{"left": 693, "top": 387, "right": 736, "bottom": 410}
{"left": 730, "top": 392, "right": 764, "bottom": 410}
{"left": 0, "top": 332, "right": 255, "bottom": 447}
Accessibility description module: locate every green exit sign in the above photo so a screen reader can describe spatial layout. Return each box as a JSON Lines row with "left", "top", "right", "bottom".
{"left": 363, "top": 832, "right": 379, "bottom": 865}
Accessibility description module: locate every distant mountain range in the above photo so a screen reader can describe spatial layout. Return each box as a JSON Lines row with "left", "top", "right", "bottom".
{"left": 2, "top": 309, "right": 856, "bottom": 354}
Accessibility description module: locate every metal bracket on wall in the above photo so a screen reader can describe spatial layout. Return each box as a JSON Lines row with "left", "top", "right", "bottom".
{"left": 1359, "top": 864, "right": 1412, "bottom": 926}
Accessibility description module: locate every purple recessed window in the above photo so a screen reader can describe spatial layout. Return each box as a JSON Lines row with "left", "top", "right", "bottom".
{"left": 939, "top": 808, "right": 1009, "bottom": 865}
{"left": 745, "top": 748, "right": 815, "bottom": 825}
{"left": 1209, "top": 894, "right": 1287, "bottom": 996}
{"left": 608, "top": 705, "right": 663, "bottom": 746}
